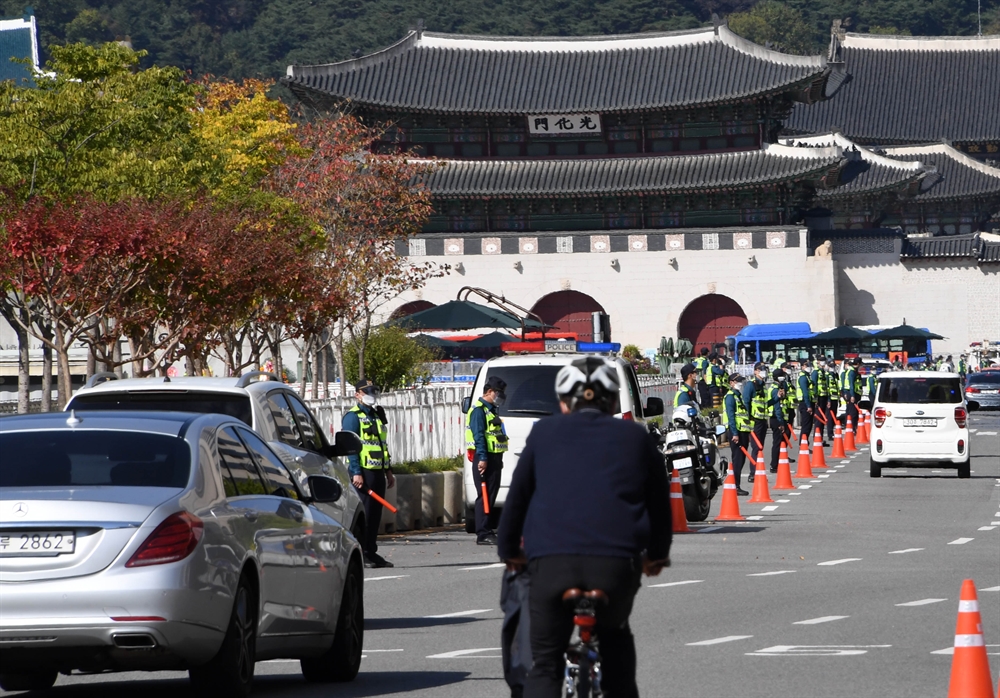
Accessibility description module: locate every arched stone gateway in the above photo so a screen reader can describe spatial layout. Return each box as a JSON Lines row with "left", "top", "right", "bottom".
{"left": 531, "top": 291, "right": 605, "bottom": 342}
{"left": 677, "top": 294, "right": 748, "bottom": 353}
{"left": 388, "top": 300, "right": 435, "bottom": 320}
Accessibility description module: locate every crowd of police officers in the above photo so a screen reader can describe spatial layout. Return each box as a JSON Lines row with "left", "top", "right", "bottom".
{"left": 675, "top": 347, "right": 878, "bottom": 495}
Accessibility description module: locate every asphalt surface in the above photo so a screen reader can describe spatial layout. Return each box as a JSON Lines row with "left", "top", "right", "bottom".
{"left": 4, "top": 411, "right": 999, "bottom": 697}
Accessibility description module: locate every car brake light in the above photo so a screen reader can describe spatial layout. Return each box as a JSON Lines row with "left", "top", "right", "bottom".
{"left": 873, "top": 407, "right": 887, "bottom": 428}
{"left": 954, "top": 407, "right": 968, "bottom": 429}
{"left": 622, "top": 411, "right": 634, "bottom": 421}
{"left": 965, "top": 387, "right": 979, "bottom": 394}
{"left": 126, "top": 512, "right": 203, "bottom": 568}
{"left": 957, "top": 439, "right": 965, "bottom": 454}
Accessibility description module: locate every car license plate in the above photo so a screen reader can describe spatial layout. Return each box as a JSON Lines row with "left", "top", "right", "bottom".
{"left": 982, "top": 389, "right": 999, "bottom": 394}
{"left": 674, "top": 457, "right": 694, "bottom": 470}
{"left": 0, "top": 531, "right": 76, "bottom": 556}
{"left": 902, "top": 418, "right": 937, "bottom": 427}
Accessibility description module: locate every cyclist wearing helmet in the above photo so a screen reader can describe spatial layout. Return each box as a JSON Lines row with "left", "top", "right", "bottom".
{"left": 497, "top": 356, "right": 672, "bottom": 698}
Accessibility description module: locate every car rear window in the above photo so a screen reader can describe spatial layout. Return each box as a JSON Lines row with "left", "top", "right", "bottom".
{"left": 485, "top": 365, "right": 562, "bottom": 417}
{"left": 968, "top": 373, "right": 1000, "bottom": 384}
{"left": 878, "top": 377, "right": 962, "bottom": 404}
{"left": 70, "top": 391, "right": 253, "bottom": 426}
{"left": 0, "top": 431, "right": 190, "bottom": 488}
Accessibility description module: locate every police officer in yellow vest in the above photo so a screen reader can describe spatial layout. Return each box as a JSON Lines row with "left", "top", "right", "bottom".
{"left": 693, "top": 348, "right": 712, "bottom": 406}
{"left": 812, "top": 359, "right": 829, "bottom": 446}
{"left": 343, "top": 379, "right": 395, "bottom": 568}
{"left": 747, "top": 362, "right": 770, "bottom": 473}
{"left": 796, "top": 360, "right": 815, "bottom": 446}
{"left": 826, "top": 361, "right": 841, "bottom": 442}
{"left": 465, "top": 376, "right": 509, "bottom": 545}
{"left": 841, "top": 357, "right": 863, "bottom": 432}
{"left": 723, "top": 373, "right": 752, "bottom": 496}
{"left": 674, "top": 363, "right": 700, "bottom": 408}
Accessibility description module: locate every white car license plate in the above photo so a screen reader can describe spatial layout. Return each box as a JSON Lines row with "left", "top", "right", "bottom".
{"left": 674, "top": 457, "right": 694, "bottom": 470}
{"left": 0, "top": 531, "right": 76, "bottom": 556}
{"left": 982, "top": 389, "right": 999, "bottom": 394}
{"left": 902, "top": 418, "right": 937, "bottom": 427}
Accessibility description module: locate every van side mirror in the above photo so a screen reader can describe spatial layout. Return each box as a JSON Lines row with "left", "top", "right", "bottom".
{"left": 644, "top": 397, "right": 664, "bottom": 417}
{"left": 306, "top": 475, "right": 343, "bottom": 503}
{"left": 330, "top": 430, "right": 362, "bottom": 457}
{"left": 462, "top": 395, "right": 472, "bottom": 412}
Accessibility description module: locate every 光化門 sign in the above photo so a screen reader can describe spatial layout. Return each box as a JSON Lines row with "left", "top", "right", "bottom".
{"left": 527, "top": 114, "right": 602, "bottom": 135}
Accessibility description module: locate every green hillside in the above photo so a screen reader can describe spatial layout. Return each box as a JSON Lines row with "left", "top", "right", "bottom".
{"left": 4, "top": 0, "right": 997, "bottom": 80}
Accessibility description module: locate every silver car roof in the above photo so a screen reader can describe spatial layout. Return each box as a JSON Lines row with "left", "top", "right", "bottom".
{"left": 0, "top": 410, "right": 231, "bottom": 436}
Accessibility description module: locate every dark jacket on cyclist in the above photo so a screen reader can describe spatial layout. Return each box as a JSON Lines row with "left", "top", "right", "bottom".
{"left": 497, "top": 408, "right": 671, "bottom": 563}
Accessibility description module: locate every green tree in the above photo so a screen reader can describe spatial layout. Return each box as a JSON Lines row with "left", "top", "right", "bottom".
{"left": 728, "top": 1, "right": 818, "bottom": 54}
{"left": 342, "top": 326, "right": 436, "bottom": 391}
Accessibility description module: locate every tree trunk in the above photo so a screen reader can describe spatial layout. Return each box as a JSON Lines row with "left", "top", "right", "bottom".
{"left": 16, "top": 319, "right": 30, "bottom": 414}
{"left": 53, "top": 324, "right": 72, "bottom": 409}
{"left": 335, "top": 320, "right": 347, "bottom": 396}
{"left": 112, "top": 337, "right": 123, "bottom": 378}
{"left": 41, "top": 323, "right": 53, "bottom": 412}
{"left": 311, "top": 340, "right": 320, "bottom": 401}
{"left": 320, "top": 343, "right": 329, "bottom": 400}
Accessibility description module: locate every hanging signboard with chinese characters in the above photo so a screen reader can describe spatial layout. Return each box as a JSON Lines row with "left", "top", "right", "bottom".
{"left": 527, "top": 113, "right": 602, "bottom": 136}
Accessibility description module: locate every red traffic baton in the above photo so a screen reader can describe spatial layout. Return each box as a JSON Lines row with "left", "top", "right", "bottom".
{"left": 481, "top": 482, "right": 490, "bottom": 515}
{"left": 367, "top": 488, "right": 397, "bottom": 514}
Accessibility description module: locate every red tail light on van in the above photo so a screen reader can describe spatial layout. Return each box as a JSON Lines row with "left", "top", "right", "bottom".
{"left": 873, "top": 407, "right": 887, "bottom": 428}
{"left": 954, "top": 407, "right": 968, "bottom": 429}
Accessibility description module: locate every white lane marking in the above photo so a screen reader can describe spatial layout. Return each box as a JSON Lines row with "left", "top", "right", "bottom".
{"left": 948, "top": 538, "right": 974, "bottom": 545}
{"left": 794, "top": 615, "right": 849, "bottom": 625}
{"left": 787, "top": 492, "right": 802, "bottom": 495}
{"left": 932, "top": 645, "right": 1000, "bottom": 656}
{"left": 746, "top": 515, "right": 764, "bottom": 520}
{"left": 840, "top": 460, "right": 851, "bottom": 464}
{"left": 367, "top": 575, "right": 410, "bottom": 581}
{"left": 896, "top": 598, "right": 947, "bottom": 607}
{"left": 748, "top": 570, "right": 796, "bottom": 576}
{"left": 798, "top": 485, "right": 813, "bottom": 489}
{"left": 932, "top": 470, "right": 944, "bottom": 473}
{"left": 977, "top": 431, "right": 998, "bottom": 435}
{"left": 762, "top": 506, "right": 779, "bottom": 511}
{"left": 810, "top": 480, "right": 823, "bottom": 483}
{"left": 427, "top": 647, "right": 502, "bottom": 659}
{"left": 978, "top": 526, "right": 996, "bottom": 531}
{"left": 888, "top": 548, "right": 924, "bottom": 554}
{"left": 992, "top": 522, "right": 1000, "bottom": 526}
{"left": 459, "top": 563, "right": 506, "bottom": 571}
{"left": 818, "top": 475, "right": 831, "bottom": 478}
{"left": 834, "top": 465, "right": 846, "bottom": 468}
{"left": 825, "top": 469, "right": 838, "bottom": 473}
{"left": 995, "top": 512, "right": 1000, "bottom": 517}
{"left": 749, "top": 644, "right": 890, "bottom": 657}
{"left": 261, "top": 659, "right": 300, "bottom": 663}
{"left": 648, "top": 579, "right": 704, "bottom": 588}
{"left": 818, "top": 558, "right": 862, "bottom": 566}
{"left": 980, "top": 586, "right": 1000, "bottom": 592}
{"left": 424, "top": 609, "right": 493, "bottom": 618}
{"left": 687, "top": 635, "right": 753, "bottom": 646}
{"left": 698, "top": 526, "right": 724, "bottom": 533}
{"left": 365, "top": 649, "right": 405, "bottom": 652}
{"left": 777, "top": 499, "right": 791, "bottom": 503}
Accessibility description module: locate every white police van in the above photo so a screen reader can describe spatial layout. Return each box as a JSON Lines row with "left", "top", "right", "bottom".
{"left": 461, "top": 341, "right": 664, "bottom": 531}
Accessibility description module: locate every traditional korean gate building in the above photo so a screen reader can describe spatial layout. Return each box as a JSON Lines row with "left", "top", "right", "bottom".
{"left": 284, "top": 23, "right": 1000, "bottom": 354}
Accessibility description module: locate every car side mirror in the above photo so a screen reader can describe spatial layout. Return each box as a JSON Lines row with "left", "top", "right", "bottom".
{"left": 461, "top": 395, "right": 472, "bottom": 412}
{"left": 966, "top": 400, "right": 980, "bottom": 412}
{"left": 330, "top": 430, "right": 362, "bottom": 457}
{"left": 858, "top": 399, "right": 872, "bottom": 411}
{"left": 306, "top": 475, "right": 343, "bottom": 503}
{"left": 644, "top": 397, "right": 664, "bottom": 417}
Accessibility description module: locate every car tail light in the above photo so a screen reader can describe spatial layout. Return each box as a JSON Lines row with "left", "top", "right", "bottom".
{"left": 873, "top": 407, "right": 887, "bottom": 428}
{"left": 622, "top": 411, "right": 634, "bottom": 421}
{"left": 876, "top": 439, "right": 883, "bottom": 454}
{"left": 126, "top": 512, "right": 203, "bottom": 568}
{"left": 954, "top": 407, "right": 968, "bottom": 429}
{"left": 957, "top": 439, "right": 965, "bottom": 454}
{"left": 965, "top": 386, "right": 979, "bottom": 394}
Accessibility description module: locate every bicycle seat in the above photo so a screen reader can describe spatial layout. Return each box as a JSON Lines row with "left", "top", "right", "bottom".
{"left": 561, "top": 588, "right": 609, "bottom": 607}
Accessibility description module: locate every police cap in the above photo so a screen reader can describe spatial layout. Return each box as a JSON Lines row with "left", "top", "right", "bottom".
{"left": 484, "top": 376, "right": 507, "bottom": 395}
{"left": 680, "top": 363, "right": 697, "bottom": 379}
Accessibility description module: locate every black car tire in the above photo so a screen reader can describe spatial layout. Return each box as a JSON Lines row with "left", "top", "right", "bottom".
{"left": 301, "top": 556, "right": 364, "bottom": 682}
{"left": 957, "top": 458, "right": 971, "bottom": 479}
{"left": 190, "top": 574, "right": 257, "bottom": 698}
{"left": 350, "top": 516, "right": 365, "bottom": 546}
{"left": 0, "top": 672, "right": 57, "bottom": 692}
{"left": 465, "top": 505, "right": 476, "bottom": 534}
{"left": 870, "top": 461, "right": 882, "bottom": 478}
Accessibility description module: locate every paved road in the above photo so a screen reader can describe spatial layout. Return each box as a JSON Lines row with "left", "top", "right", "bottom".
{"left": 5, "top": 412, "right": 999, "bottom": 697}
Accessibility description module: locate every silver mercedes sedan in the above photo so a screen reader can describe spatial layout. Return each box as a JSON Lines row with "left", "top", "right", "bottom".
{"left": 0, "top": 411, "right": 364, "bottom": 697}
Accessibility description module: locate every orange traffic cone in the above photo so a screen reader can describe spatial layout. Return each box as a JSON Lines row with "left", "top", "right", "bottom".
{"left": 774, "top": 440, "right": 796, "bottom": 490}
{"left": 715, "top": 470, "right": 745, "bottom": 522}
{"left": 749, "top": 450, "right": 774, "bottom": 503}
{"left": 947, "top": 580, "right": 996, "bottom": 698}
{"left": 793, "top": 437, "right": 815, "bottom": 478}
{"left": 798, "top": 432, "right": 812, "bottom": 471}
{"left": 856, "top": 411, "right": 870, "bottom": 445}
{"left": 844, "top": 416, "right": 858, "bottom": 452}
{"left": 811, "top": 427, "right": 828, "bottom": 469}
{"left": 831, "top": 421, "right": 847, "bottom": 458}
{"left": 670, "top": 467, "right": 691, "bottom": 533}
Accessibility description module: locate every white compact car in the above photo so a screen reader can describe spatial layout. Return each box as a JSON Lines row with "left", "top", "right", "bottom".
{"left": 866, "top": 371, "right": 979, "bottom": 478}
{"left": 461, "top": 351, "right": 664, "bottom": 529}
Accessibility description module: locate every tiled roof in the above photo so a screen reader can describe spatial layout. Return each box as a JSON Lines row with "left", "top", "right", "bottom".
{"left": 416, "top": 143, "right": 845, "bottom": 197}
{"left": 900, "top": 232, "right": 1000, "bottom": 262}
{"left": 881, "top": 144, "right": 1000, "bottom": 201}
{"left": 982, "top": 239, "right": 1000, "bottom": 263}
{"left": 285, "top": 25, "right": 830, "bottom": 115}
{"left": 0, "top": 15, "right": 39, "bottom": 84}
{"left": 784, "top": 33, "right": 1000, "bottom": 144}
{"left": 783, "top": 132, "right": 929, "bottom": 199}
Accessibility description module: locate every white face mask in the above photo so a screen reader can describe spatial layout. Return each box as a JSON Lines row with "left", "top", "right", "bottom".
{"left": 361, "top": 394, "right": 377, "bottom": 407}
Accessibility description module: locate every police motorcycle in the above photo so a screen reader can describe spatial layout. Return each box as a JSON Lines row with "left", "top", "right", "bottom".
{"left": 652, "top": 404, "right": 725, "bottom": 521}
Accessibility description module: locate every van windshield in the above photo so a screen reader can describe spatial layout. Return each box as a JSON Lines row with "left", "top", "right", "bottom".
{"left": 878, "top": 377, "right": 962, "bottom": 404}
{"left": 485, "top": 366, "right": 562, "bottom": 417}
